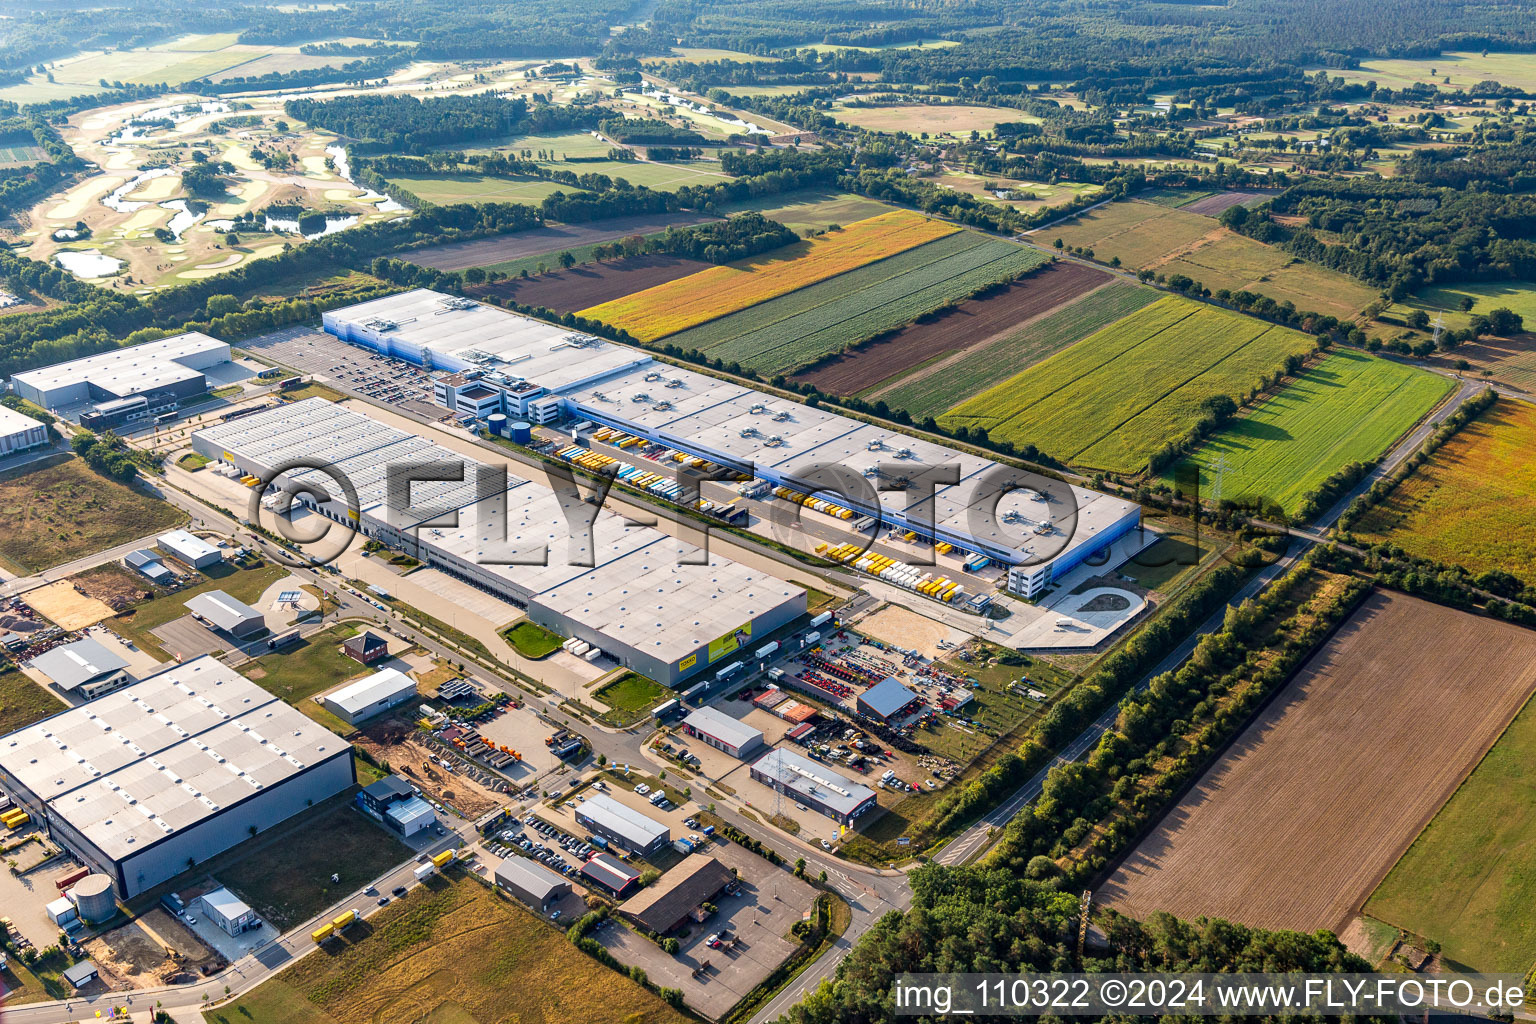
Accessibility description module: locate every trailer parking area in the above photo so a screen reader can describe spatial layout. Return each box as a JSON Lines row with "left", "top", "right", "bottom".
{"left": 238, "top": 325, "right": 442, "bottom": 419}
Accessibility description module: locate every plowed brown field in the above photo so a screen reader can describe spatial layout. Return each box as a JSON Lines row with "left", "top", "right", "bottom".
{"left": 469, "top": 254, "right": 710, "bottom": 312}
{"left": 791, "top": 260, "right": 1110, "bottom": 395}
{"left": 1098, "top": 591, "right": 1536, "bottom": 933}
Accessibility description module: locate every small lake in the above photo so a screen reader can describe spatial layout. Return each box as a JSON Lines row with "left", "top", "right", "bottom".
{"left": 54, "top": 249, "right": 123, "bottom": 277}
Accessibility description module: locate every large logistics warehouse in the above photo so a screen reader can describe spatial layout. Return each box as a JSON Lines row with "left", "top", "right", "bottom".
{"left": 12, "top": 332, "right": 231, "bottom": 423}
{"left": 320, "top": 291, "right": 1141, "bottom": 594}
{"left": 0, "top": 404, "right": 49, "bottom": 456}
{"left": 190, "top": 400, "right": 805, "bottom": 686}
{"left": 0, "top": 657, "right": 353, "bottom": 898}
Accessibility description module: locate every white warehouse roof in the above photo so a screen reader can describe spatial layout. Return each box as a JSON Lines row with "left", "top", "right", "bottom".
{"left": 184, "top": 590, "right": 262, "bottom": 632}
{"left": 13, "top": 332, "right": 228, "bottom": 400}
{"left": 683, "top": 706, "right": 763, "bottom": 752}
{"left": 751, "top": 748, "right": 875, "bottom": 818}
{"left": 324, "top": 667, "right": 415, "bottom": 718}
{"left": 0, "top": 403, "right": 45, "bottom": 435}
{"left": 29, "top": 637, "right": 129, "bottom": 691}
{"left": 577, "top": 792, "right": 669, "bottom": 848}
{"left": 158, "top": 529, "right": 220, "bottom": 562}
{"left": 0, "top": 657, "right": 347, "bottom": 861}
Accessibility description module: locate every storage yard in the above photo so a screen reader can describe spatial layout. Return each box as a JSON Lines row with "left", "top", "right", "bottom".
{"left": 1098, "top": 591, "right": 1536, "bottom": 934}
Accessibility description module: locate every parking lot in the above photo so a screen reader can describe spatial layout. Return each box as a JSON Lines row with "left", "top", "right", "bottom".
{"left": 239, "top": 325, "right": 442, "bottom": 419}
{"left": 595, "top": 841, "right": 814, "bottom": 1020}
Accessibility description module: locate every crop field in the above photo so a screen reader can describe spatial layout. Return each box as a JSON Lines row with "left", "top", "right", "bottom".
{"left": 942, "top": 297, "right": 1316, "bottom": 472}
{"left": 1314, "top": 51, "right": 1536, "bottom": 93}
{"left": 405, "top": 211, "right": 719, "bottom": 272}
{"left": 792, "top": 259, "right": 1112, "bottom": 395}
{"left": 0, "top": 455, "right": 185, "bottom": 575}
{"left": 1137, "top": 187, "right": 1215, "bottom": 207}
{"left": 1351, "top": 399, "right": 1536, "bottom": 579}
{"left": 876, "top": 281, "right": 1159, "bottom": 419}
{"left": 1181, "top": 190, "right": 1273, "bottom": 215}
{"left": 440, "top": 129, "right": 613, "bottom": 160}
{"left": 384, "top": 173, "right": 584, "bottom": 206}
{"left": 667, "top": 231, "right": 1046, "bottom": 375}
{"left": 1099, "top": 591, "right": 1536, "bottom": 934}
{"left": 717, "top": 186, "right": 900, "bottom": 232}
{"left": 1366, "top": 670, "right": 1536, "bottom": 971}
{"left": 1167, "top": 350, "right": 1451, "bottom": 513}
{"left": 473, "top": 254, "right": 711, "bottom": 311}
{"left": 1046, "top": 201, "right": 1216, "bottom": 266}
{"left": 207, "top": 874, "right": 687, "bottom": 1024}
{"left": 536, "top": 158, "right": 732, "bottom": 190}
{"left": 0, "top": 143, "right": 45, "bottom": 167}
{"left": 935, "top": 171, "right": 1103, "bottom": 214}
{"left": 581, "top": 210, "right": 957, "bottom": 340}
{"left": 832, "top": 102, "right": 1015, "bottom": 135}
{"left": 1155, "top": 233, "right": 1381, "bottom": 319}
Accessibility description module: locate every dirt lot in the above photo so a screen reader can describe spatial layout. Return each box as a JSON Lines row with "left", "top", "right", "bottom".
{"left": 354, "top": 718, "right": 504, "bottom": 817}
{"left": 24, "top": 579, "right": 115, "bottom": 629}
{"left": 85, "top": 909, "right": 221, "bottom": 990}
{"left": 72, "top": 564, "right": 157, "bottom": 611}
{"left": 791, "top": 260, "right": 1110, "bottom": 394}
{"left": 404, "top": 212, "right": 720, "bottom": 271}
{"left": 1098, "top": 591, "right": 1536, "bottom": 933}
{"left": 471, "top": 254, "right": 711, "bottom": 311}
{"left": 854, "top": 603, "right": 962, "bottom": 660}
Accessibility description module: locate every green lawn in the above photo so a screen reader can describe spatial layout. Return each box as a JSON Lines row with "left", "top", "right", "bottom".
{"left": 206, "top": 873, "right": 688, "bottom": 1024}
{"left": 445, "top": 129, "right": 613, "bottom": 160}
{"left": 504, "top": 620, "right": 563, "bottom": 658}
{"left": 240, "top": 623, "right": 371, "bottom": 732}
{"left": 1366, "top": 689, "right": 1536, "bottom": 971}
{"left": 384, "top": 173, "right": 585, "bottom": 205}
{"left": 537, "top": 159, "right": 732, "bottom": 190}
{"left": 716, "top": 186, "right": 900, "bottom": 233}
{"left": 593, "top": 672, "right": 671, "bottom": 726}
{"left": 0, "top": 668, "right": 67, "bottom": 735}
{"left": 1386, "top": 279, "right": 1536, "bottom": 333}
{"left": 1164, "top": 349, "right": 1452, "bottom": 514}
{"left": 1117, "top": 534, "right": 1215, "bottom": 592}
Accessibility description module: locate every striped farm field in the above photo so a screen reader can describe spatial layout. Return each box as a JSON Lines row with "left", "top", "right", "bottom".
{"left": 941, "top": 296, "right": 1316, "bottom": 472}
{"left": 1351, "top": 399, "right": 1536, "bottom": 580}
{"left": 578, "top": 210, "right": 956, "bottom": 340}
{"left": 666, "top": 231, "right": 1046, "bottom": 375}
{"left": 1165, "top": 349, "right": 1452, "bottom": 513}
{"left": 876, "top": 281, "right": 1159, "bottom": 420}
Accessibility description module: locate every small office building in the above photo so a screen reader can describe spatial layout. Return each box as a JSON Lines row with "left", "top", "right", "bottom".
{"left": 681, "top": 706, "right": 763, "bottom": 759}
{"left": 198, "top": 887, "right": 259, "bottom": 936}
{"left": 343, "top": 631, "right": 390, "bottom": 665}
{"left": 157, "top": 529, "right": 223, "bottom": 570}
{"left": 580, "top": 853, "right": 640, "bottom": 899}
{"left": 494, "top": 856, "right": 571, "bottom": 911}
{"left": 29, "top": 637, "right": 131, "bottom": 700}
{"left": 574, "top": 794, "right": 669, "bottom": 856}
{"left": 322, "top": 668, "right": 416, "bottom": 726}
{"left": 357, "top": 775, "right": 437, "bottom": 837}
{"left": 185, "top": 590, "right": 265, "bottom": 638}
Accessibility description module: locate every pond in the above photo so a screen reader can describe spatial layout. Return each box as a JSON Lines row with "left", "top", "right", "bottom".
{"left": 54, "top": 249, "right": 123, "bottom": 277}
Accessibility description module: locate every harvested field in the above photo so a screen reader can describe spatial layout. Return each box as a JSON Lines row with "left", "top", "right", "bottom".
{"left": 1046, "top": 201, "right": 1214, "bottom": 266}
{"left": 24, "top": 580, "right": 115, "bottom": 629}
{"left": 792, "top": 260, "right": 1111, "bottom": 394}
{"left": 876, "top": 282, "right": 1158, "bottom": 419}
{"left": 1181, "top": 190, "right": 1273, "bottom": 216}
{"left": 668, "top": 231, "right": 1045, "bottom": 375}
{"left": 580, "top": 210, "right": 958, "bottom": 340}
{"left": 1352, "top": 399, "right": 1536, "bottom": 580}
{"left": 942, "top": 296, "right": 1316, "bottom": 472}
{"left": 1098, "top": 591, "right": 1536, "bottom": 934}
{"left": 469, "top": 254, "right": 710, "bottom": 312}
{"left": 404, "top": 212, "right": 719, "bottom": 272}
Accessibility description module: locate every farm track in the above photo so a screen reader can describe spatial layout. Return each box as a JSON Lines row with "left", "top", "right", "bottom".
{"left": 1097, "top": 591, "right": 1536, "bottom": 934}
{"left": 791, "top": 260, "right": 1111, "bottom": 395}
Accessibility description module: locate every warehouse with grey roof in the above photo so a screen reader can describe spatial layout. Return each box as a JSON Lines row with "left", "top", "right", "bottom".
{"left": 0, "top": 656, "right": 354, "bottom": 897}
{"left": 29, "top": 636, "right": 131, "bottom": 700}
{"left": 749, "top": 748, "right": 877, "bottom": 825}
{"left": 574, "top": 793, "right": 670, "bottom": 855}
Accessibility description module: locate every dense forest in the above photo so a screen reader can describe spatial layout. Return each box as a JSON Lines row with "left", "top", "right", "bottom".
{"left": 283, "top": 94, "right": 604, "bottom": 154}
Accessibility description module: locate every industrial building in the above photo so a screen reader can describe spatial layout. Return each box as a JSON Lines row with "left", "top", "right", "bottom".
{"left": 575, "top": 793, "right": 670, "bottom": 856}
{"left": 494, "top": 855, "right": 571, "bottom": 911}
{"left": 198, "top": 887, "right": 259, "bottom": 936}
{"left": 618, "top": 853, "right": 734, "bottom": 934}
{"left": 749, "top": 748, "right": 878, "bottom": 825}
{"left": 356, "top": 775, "right": 437, "bottom": 837}
{"left": 191, "top": 400, "right": 805, "bottom": 686}
{"left": 185, "top": 590, "right": 265, "bottom": 638}
{"left": 318, "top": 291, "right": 1141, "bottom": 595}
{"left": 157, "top": 529, "right": 223, "bottom": 570}
{"left": 682, "top": 706, "right": 764, "bottom": 759}
{"left": 62, "top": 961, "right": 98, "bottom": 989}
{"left": 0, "top": 657, "right": 354, "bottom": 898}
{"left": 29, "top": 637, "right": 132, "bottom": 700}
{"left": 322, "top": 667, "right": 416, "bottom": 725}
{"left": 124, "top": 549, "right": 174, "bottom": 584}
{"left": 581, "top": 852, "right": 641, "bottom": 898}
{"left": 856, "top": 677, "right": 923, "bottom": 724}
{"left": 13, "top": 332, "right": 231, "bottom": 424}
{"left": 0, "top": 404, "right": 49, "bottom": 457}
